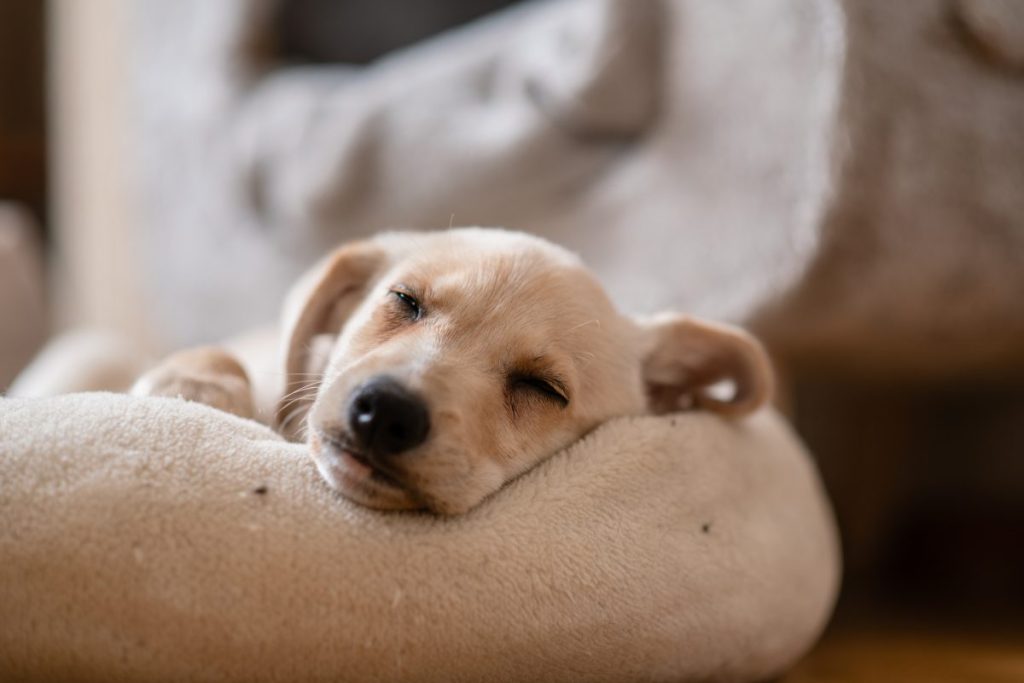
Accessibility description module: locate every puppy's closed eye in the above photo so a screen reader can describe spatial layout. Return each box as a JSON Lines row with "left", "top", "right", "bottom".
{"left": 389, "top": 289, "right": 423, "bottom": 321}
{"left": 508, "top": 373, "right": 569, "bottom": 408}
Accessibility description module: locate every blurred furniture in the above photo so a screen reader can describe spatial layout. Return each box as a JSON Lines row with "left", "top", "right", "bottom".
{"left": 0, "top": 5, "right": 47, "bottom": 389}
{"left": 51, "top": 0, "right": 1024, "bottom": 375}
{"left": 49, "top": 0, "right": 151, "bottom": 349}
{"left": 785, "top": 624, "right": 1024, "bottom": 682}
{"left": 0, "top": 3, "right": 46, "bottom": 225}
{"left": 0, "top": 205, "right": 46, "bottom": 390}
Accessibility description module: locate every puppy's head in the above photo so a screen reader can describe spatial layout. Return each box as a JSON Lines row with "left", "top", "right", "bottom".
{"left": 277, "top": 228, "right": 772, "bottom": 515}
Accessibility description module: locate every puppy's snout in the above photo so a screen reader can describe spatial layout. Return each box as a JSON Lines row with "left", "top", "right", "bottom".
{"left": 348, "top": 376, "right": 430, "bottom": 457}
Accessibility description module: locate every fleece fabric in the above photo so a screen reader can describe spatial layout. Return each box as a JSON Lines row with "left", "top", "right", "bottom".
{"left": 0, "top": 393, "right": 839, "bottom": 682}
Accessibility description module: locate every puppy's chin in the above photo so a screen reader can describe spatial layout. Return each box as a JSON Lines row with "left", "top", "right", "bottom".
{"left": 309, "top": 433, "right": 422, "bottom": 511}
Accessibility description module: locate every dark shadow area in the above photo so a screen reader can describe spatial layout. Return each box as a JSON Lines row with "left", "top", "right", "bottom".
{"left": 276, "top": 0, "right": 525, "bottom": 64}
{"left": 0, "top": 2, "right": 47, "bottom": 231}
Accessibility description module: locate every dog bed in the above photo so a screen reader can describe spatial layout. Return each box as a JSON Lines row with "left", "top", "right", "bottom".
{"left": 0, "top": 393, "right": 839, "bottom": 682}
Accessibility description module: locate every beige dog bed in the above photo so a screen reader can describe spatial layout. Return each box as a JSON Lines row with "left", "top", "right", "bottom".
{"left": 0, "top": 393, "right": 838, "bottom": 682}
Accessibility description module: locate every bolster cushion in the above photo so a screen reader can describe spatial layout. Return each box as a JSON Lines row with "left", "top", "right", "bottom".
{"left": 0, "top": 393, "right": 839, "bottom": 682}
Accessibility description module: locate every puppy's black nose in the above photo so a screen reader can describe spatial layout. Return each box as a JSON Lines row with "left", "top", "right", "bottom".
{"left": 348, "top": 377, "right": 430, "bottom": 457}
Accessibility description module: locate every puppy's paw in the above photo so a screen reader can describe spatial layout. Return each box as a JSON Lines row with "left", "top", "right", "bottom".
{"left": 132, "top": 347, "right": 254, "bottom": 419}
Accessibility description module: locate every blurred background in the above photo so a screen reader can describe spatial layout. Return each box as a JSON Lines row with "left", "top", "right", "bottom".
{"left": 1, "top": 0, "right": 1022, "bottom": 678}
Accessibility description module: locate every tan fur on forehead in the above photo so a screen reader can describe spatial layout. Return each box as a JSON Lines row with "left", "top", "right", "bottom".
{"left": 389, "top": 242, "right": 608, "bottom": 339}
{"left": 374, "top": 227, "right": 582, "bottom": 273}
{"left": 383, "top": 230, "right": 634, "bottom": 386}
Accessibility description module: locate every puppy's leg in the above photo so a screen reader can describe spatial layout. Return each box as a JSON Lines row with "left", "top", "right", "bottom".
{"left": 132, "top": 346, "right": 254, "bottom": 419}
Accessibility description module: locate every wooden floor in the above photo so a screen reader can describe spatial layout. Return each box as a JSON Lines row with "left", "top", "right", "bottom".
{"left": 784, "top": 625, "right": 1024, "bottom": 682}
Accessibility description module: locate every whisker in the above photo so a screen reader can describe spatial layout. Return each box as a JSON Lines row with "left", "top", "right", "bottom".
{"left": 566, "top": 319, "right": 601, "bottom": 333}
{"left": 279, "top": 380, "right": 321, "bottom": 403}
{"left": 279, "top": 404, "right": 309, "bottom": 433}
{"left": 277, "top": 391, "right": 319, "bottom": 416}
{"left": 276, "top": 381, "right": 322, "bottom": 423}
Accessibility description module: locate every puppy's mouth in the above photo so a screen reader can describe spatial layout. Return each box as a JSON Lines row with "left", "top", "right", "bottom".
{"left": 335, "top": 438, "right": 404, "bottom": 488}
{"left": 311, "top": 429, "right": 418, "bottom": 508}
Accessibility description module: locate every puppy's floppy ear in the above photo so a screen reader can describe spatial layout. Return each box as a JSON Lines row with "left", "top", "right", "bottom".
{"left": 275, "top": 240, "right": 387, "bottom": 436}
{"left": 638, "top": 313, "right": 774, "bottom": 417}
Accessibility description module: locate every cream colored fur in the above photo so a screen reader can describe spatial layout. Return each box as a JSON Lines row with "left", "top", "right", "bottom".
{"left": 132, "top": 228, "right": 774, "bottom": 516}
{"left": 0, "top": 393, "right": 839, "bottom": 682}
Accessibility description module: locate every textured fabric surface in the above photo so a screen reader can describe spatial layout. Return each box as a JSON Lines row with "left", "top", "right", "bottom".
{"left": 0, "top": 393, "right": 838, "bottom": 682}
{"left": 133, "top": 0, "right": 844, "bottom": 346}
{"left": 118, "top": 0, "right": 1024, "bottom": 378}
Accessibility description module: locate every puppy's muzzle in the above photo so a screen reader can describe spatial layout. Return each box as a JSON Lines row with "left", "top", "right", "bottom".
{"left": 348, "top": 376, "right": 430, "bottom": 458}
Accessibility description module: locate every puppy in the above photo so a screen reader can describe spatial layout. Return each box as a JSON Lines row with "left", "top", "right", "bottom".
{"left": 135, "top": 228, "right": 773, "bottom": 514}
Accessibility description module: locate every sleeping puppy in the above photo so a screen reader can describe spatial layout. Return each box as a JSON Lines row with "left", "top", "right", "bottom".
{"left": 134, "top": 228, "right": 773, "bottom": 515}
